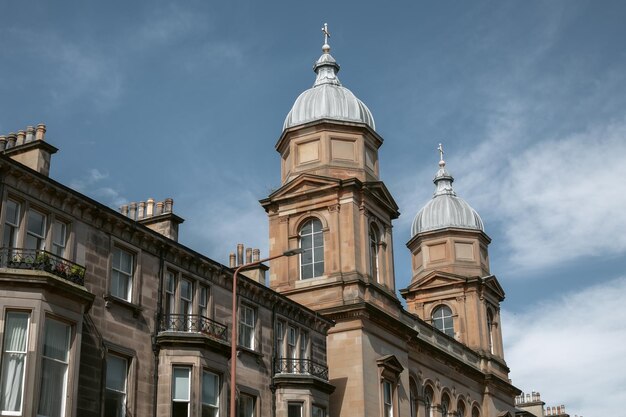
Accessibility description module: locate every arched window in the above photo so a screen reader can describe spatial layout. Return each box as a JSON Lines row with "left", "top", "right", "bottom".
{"left": 487, "top": 309, "right": 494, "bottom": 354}
{"left": 472, "top": 406, "right": 480, "bottom": 417}
{"left": 424, "top": 386, "right": 434, "bottom": 417}
{"left": 299, "top": 218, "right": 324, "bottom": 279}
{"left": 432, "top": 305, "right": 454, "bottom": 337}
{"left": 441, "top": 393, "right": 450, "bottom": 417}
{"left": 369, "top": 224, "right": 381, "bottom": 283}
{"left": 456, "top": 400, "right": 466, "bottom": 417}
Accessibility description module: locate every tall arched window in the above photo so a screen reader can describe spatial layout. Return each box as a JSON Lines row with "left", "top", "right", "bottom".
{"left": 487, "top": 309, "right": 494, "bottom": 354}
{"left": 299, "top": 218, "right": 324, "bottom": 279}
{"left": 369, "top": 224, "right": 381, "bottom": 283}
{"left": 456, "top": 400, "right": 466, "bottom": 417}
{"left": 424, "top": 386, "right": 434, "bottom": 417}
{"left": 472, "top": 406, "right": 480, "bottom": 417}
{"left": 432, "top": 305, "right": 454, "bottom": 337}
{"left": 441, "top": 393, "right": 450, "bottom": 417}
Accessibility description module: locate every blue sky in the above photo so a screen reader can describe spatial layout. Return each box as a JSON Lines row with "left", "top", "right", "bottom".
{"left": 1, "top": 1, "right": 625, "bottom": 415}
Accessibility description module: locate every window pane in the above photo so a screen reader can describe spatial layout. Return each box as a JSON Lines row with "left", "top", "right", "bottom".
{"left": 1, "top": 312, "right": 29, "bottom": 413}
{"left": 38, "top": 319, "right": 71, "bottom": 417}
{"left": 301, "top": 235, "right": 312, "bottom": 250}
{"left": 104, "top": 390, "right": 125, "bottom": 417}
{"left": 202, "top": 371, "right": 219, "bottom": 406}
{"left": 313, "top": 262, "right": 324, "bottom": 277}
{"left": 288, "top": 403, "right": 302, "bottom": 417}
{"left": 106, "top": 356, "right": 127, "bottom": 392}
{"left": 312, "top": 405, "right": 326, "bottom": 417}
{"left": 172, "top": 367, "right": 190, "bottom": 400}
{"left": 313, "top": 231, "right": 323, "bottom": 247}
{"left": 172, "top": 401, "right": 189, "bottom": 417}
{"left": 313, "top": 247, "right": 324, "bottom": 262}
{"left": 43, "top": 319, "right": 71, "bottom": 362}
{"left": 300, "top": 221, "right": 312, "bottom": 234}
{"left": 301, "top": 265, "right": 313, "bottom": 279}
{"left": 27, "top": 210, "right": 45, "bottom": 235}
{"left": 5, "top": 200, "right": 19, "bottom": 225}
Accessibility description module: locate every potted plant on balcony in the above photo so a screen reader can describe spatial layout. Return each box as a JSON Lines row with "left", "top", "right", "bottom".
{"left": 69, "top": 264, "right": 84, "bottom": 283}
{"left": 35, "top": 252, "right": 52, "bottom": 271}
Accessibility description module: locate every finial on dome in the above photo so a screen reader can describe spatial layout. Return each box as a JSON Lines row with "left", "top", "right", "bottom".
{"left": 437, "top": 143, "right": 445, "bottom": 167}
{"left": 322, "top": 23, "right": 331, "bottom": 53}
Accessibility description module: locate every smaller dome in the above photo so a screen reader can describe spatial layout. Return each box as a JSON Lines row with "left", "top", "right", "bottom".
{"left": 411, "top": 155, "right": 484, "bottom": 236}
{"left": 283, "top": 43, "right": 375, "bottom": 131}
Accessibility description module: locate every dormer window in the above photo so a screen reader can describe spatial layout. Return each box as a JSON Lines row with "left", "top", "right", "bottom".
{"left": 432, "top": 305, "right": 454, "bottom": 337}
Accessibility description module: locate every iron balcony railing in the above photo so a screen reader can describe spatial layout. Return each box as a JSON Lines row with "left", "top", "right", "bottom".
{"left": 274, "top": 357, "right": 329, "bottom": 381}
{"left": 0, "top": 248, "right": 86, "bottom": 286}
{"left": 159, "top": 314, "right": 228, "bottom": 341}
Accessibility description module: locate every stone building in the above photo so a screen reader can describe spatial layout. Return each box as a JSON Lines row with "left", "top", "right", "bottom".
{"left": 261, "top": 35, "right": 520, "bottom": 417}
{"left": 1, "top": 29, "right": 523, "bottom": 417}
{"left": 0, "top": 126, "right": 333, "bottom": 416}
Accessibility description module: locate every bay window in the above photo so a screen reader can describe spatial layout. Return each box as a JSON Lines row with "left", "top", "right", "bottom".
{"left": 0, "top": 311, "right": 29, "bottom": 414}
{"left": 37, "top": 318, "right": 71, "bottom": 417}
{"left": 202, "top": 370, "right": 219, "bottom": 417}
{"left": 172, "top": 367, "right": 190, "bottom": 417}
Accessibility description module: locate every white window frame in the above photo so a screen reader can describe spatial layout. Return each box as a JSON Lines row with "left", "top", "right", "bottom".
{"left": 432, "top": 305, "right": 454, "bottom": 337}
{"left": 199, "top": 286, "right": 209, "bottom": 318}
{"left": 172, "top": 366, "right": 191, "bottom": 417}
{"left": 288, "top": 402, "right": 303, "bottom": 417}
{"left": 179, "top": 278, "right": 193, "bottom": 331}
{"left": 104, "top": 353, "right": 128, "bottom": 417}
{"left": 238, "top": 305, "right": 256, "bottom": 350}
{"left": 37, "top": 317, "right": 71, "bottom": 417}
{"left": 2, "top": 199, "right": 21, "bottom": 249}
{"left": 299, "top": 218, "right": 324, "bottom": 279}
{"left": 369, "top": 223, "right": 381, "bottom": 283}
{"left": 51, "top": 220, "right": 67, "bottom": 257}
{"left": 25, "top": 208, "right": 46, "bottom": 251}
{"left": 0, "top": 311, "right": 30, "bottom": 416}
{"left": 202, "top": 370, "right": 219, "bottom": 417}
{"left": 110, "top": 246, "right": 135, "bottom": 302}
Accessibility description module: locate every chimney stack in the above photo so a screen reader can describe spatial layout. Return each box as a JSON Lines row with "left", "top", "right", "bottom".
{"left": 229, "top": 244, "right": 268, "bottom": 284}
{"left": 0, "top": 123, "right": 57, "bottom": 176}
{"left": 120, "top": 198, "right": 184, "bottom": 241}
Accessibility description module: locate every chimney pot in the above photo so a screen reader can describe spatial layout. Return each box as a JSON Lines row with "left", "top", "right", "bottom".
{"left": 16, "top": 130, "right": 25, "bottom": 146}
{"left": 138, "top": 201, "right": 145, "bottom": 219}
{"left": 164, "top": 198, "right": 173, "bottom": 213}
{"left": 120, "top": 205, "right": 129, "bottom": 216}
{"left": 26, "top": 126, "right": 35, "bottom": 143}
{"left": 146, "top": 198, "right": 155, "bottom": 217}
{"left": 237, "top": 244, "right": 244, "bottom": 266}
{"left": 229, "top": 253, "right": 236, "bottom": 268}
{"left": 35, "top": 124, "right": 46, "bottom": 140}
{"left": 129, "top": 202, "right": 137, "bottom": 220}
{"left": 7, "top": 133, "right": 16, "bottom": 148}
{"left": 0, "top": 136, "right": 6, "bottom": 151}
{"left": 246, "top": 247, "right": 252, "bottom": 264}
{"left": 156, "top": 201, "right": 164, "bottom": 215}
{"left": 253, "top": 248, "right": 260, "bottom": 262}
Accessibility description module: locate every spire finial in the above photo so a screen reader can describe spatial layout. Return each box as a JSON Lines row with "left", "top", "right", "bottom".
{"left": 322, "top": 23, "right": 331, "bottom": 53}
{"left": 437, "top": 143, "right": 445, "bottom": 167}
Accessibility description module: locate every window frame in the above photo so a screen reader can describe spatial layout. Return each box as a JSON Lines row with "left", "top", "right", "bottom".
{"left": 432, "top": 305, "right": 454, "bottom": 337}
{"left": 382, "top": 380, "right": 394, "bottom": 417}
{"left": 104, "top": 353, "right": 129, "bottom": 417}
{"left": 238, "top": 393, "right": 255, "bottom": 417}
{"left": 298, "top": 218, "right": 324, "bottom": 280}
{"left": 369, "top": 223, "right": 381, "bottom": 283}
{"left": 0, "top": 310, "right": 30, "bottom": 416}
{"left": 171, "top": 366, "right": 191, "bottom": 417}
{"left": 202, "top": 369, "right": 220, "bottom": 417}
{"left": 238, "top": 304, "right": 256, "bottom": 350}
{"left": 110, "top": 245, "right": 136, "bottom": 303}
{"left": 2, "top": 199, "right": 21, "bottom": 249}
{"left": 50, "top": 219, "right": 68, "bottom": 258}
{"left": 37, "top": 316, "right": 72, "bottom": 417}
{"left": 312, "top": 405, "right": 327, "bottom": 417}
{"left": 288, "top": 402, "right": 303, "bottom": 417}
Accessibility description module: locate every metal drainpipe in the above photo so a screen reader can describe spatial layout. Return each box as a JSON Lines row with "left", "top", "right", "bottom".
{"left": 152, "top": 247, "right": 165, "bottom": 417}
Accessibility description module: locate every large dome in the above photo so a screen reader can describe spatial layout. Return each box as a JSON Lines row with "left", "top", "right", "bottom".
{"left": 411, "top": 157, "right": 484, "bottom": 236}
{"left": 283, "top": 44, "right": 375, "bottom": 131}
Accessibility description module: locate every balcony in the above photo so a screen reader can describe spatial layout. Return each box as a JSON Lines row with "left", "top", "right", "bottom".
{"left": 159, "top": 314, "right": 228, "bottom": 341}
{"left": 274, "top": 358, "right": 329, "bottom": 381}
{"left": 0, "top": 248, "right": 86, "bottom": 286}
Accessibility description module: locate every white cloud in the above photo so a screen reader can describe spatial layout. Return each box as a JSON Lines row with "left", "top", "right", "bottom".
{"left": 70, "top": 168, "right": 126, "bottom": 208}
{"left": 503, "top": 276, "right": 626, "bottom": 416}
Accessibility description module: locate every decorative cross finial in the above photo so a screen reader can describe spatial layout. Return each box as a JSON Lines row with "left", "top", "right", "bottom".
{"left": 437, "top": 143, "right": 444, "bottom": 162}
{"left": 322, "top": 23, "right": 331, "bottom": 45}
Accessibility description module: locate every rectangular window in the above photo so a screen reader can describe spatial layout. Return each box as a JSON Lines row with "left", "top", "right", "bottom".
{"left": 275, "top": 321, "right": 284, "bottom": 359}
{"left": 104, "top": 354, "right": 128, "bottom": 417}
{"left": 288, "top": 403, "right": 302, "bottom": 417}
{"left": 300, "top": 331, "right": 309, "bottom": 373}
{"left": 2, "top": 200, "right": 20, "bottom": 249}
{"left": 383, "top": 381, "right": 393, "bottom": 417}
{"left": 238, "top": 305, "right": 256, "bottom": 350}
{"left": 199, "top": 286, "right": 208, "bottom": 318}
{"left": 111, "top": 247, "right": 134, "bottom": 301}
{"left": 180, "top": 278, "right": 193, "bottom": 331}
{"left": 202, "top": 370, "right": 219, "bottom": 417}
{"left": 312, "top": 405, "right": 326, "bottom": 417}
{"left": 287, "top": 326, "right": 297, "bottom": 372}
{"left": 164, "top": 272, "right": 176, "bottom": 329}
{"left": 172, "top": 367, "right": 190, "bottom": 417}
{"left": 51, "top": 220, "right": 67, "bottom": 257}
{"left": 38, "top": 318, "right": 71, "bottom": 417}
{"left": 0, "top": 311, "right": 29, "bottom": 414}
{"left": 238, "top": 394, "right": 255, "bottom": 417}
{"left": 25, "top": 209, "right": 46, "bottom": 250}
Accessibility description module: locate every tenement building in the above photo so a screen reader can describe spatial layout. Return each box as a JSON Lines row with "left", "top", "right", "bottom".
{"left": 0, "top": 29, "right": 520, "bottom": 417}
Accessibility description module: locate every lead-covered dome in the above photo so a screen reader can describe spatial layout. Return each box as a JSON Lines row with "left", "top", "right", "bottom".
{"left": 411, "top": 156, "right": 484, "bottom": 236}
{"left": 283, "top": 43, "right": 375, "bottom": 131}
